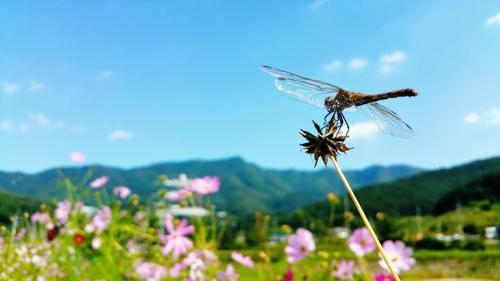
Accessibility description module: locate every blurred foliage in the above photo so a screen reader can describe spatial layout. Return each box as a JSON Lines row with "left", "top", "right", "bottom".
{"left": 433, "top": 171, "right": 500, "bottom": 214}
{"left": 0, "top": 188, "right": 46, "bottom": 224}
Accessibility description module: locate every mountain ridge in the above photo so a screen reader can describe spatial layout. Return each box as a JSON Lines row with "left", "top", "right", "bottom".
{"left": 355, "top": 156, "right": 500, "bottom": 215}
{"left": 0, "top": 157, "right": 422, "bottom": 215}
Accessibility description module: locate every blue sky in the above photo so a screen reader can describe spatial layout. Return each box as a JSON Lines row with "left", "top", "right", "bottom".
{"left": 1, "top": 1, "right": 499, "bottom": 173}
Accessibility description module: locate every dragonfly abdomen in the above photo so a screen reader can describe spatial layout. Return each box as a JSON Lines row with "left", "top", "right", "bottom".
{"left": 351, "top": 88, "right": 418, "bottom": 107}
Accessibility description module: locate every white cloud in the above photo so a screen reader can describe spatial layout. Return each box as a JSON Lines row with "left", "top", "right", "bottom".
{"left": 0, "top": 119, "right": 30, "bottom": 133}
{"left": 348, "top": 121, "right": 379, "bottom": 139}
{"left": 348, "top": 58, "right": 368, "bottom": 71}
{"left": 490, "top": 108, "right": 500, "bottom": 124}
{"left": 2, "top": 81, "right": 20, "bottom": 95}
{"left": 0, "top": 120, "right": 13, "bottom": 132}
{"left": 19, "top": 123, "right": 31, "bottom": 133}
{"left": 28, "top": 113, "right": 67, "bottom": 130}
{"left": 309, "top": 0, "right": 328, "bottom": 10}
{"left": 380, "top": 64, "right": 395, "bottom": 75}
{"left": 379, "top": 51, "right": 407, "bottom": 75}
{"left": 28, "top": 80, "right": 44, "bottom": 92}
{"left": 464, "top": 107, "right": 500, "bottom": 125}
{"left": 464, "top": 112, "right": 480, "bottom": 124}
{"left": 29, "top": 113, "right": 50, "bottom": 128}
{"left": 98, "top": 70, "right": 113, "bottom": 80}
{"left": 1, "top": 114, "right": 81, "bottom": 134}
{"left": 380, "top": 51, "right": 407, "bottom": 64}
{"left": 323, "top": 60, "right": 342, "bottom": 72}
{"left": 108, "top": 129, "right": 133, "bottom": 141}
{"left": 486, "top": 12, "right": 500, "bottom": 26}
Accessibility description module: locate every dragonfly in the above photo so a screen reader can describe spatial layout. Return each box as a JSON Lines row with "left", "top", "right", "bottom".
{"left": 261, "top": 65, "right": 418, "bottom": 138}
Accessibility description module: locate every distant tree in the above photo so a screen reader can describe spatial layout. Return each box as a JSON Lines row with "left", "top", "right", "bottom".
{"left": 433, "top": 172, "right": 500, "bottom": 215}
{"left": 414, "top": 238, "right": 446, "bottom": 250}
{"left": 374, "top": 215, "right": 401, "bottom": 241}
{"left": 463, "top": 223, "right": 480, "bottom": 235}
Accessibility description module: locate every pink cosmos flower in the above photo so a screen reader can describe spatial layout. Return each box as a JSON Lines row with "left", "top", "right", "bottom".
{"left": 31, "top": 212, "right": 51, "bottom": 225}
{"left": 332, "top": 260, "right": 356, "bottom": 280}
{"left": 217, "top": 264, "right": 239, "bottom": 281}
{"left": 166, "top": 187, "right": 190, "bottom": 201}
{"left": 188, "top": 258, "right": 207, "bottom": 281}
{"left": 169, "top": 249, "right": 217, "bottom": 278}
{"left": 89, "top": 176, "right": 109, "bottom": 189}
{"left": 189, "top": 249, "right": 218, "bottom": 267}
{"left": 75, "top": 201, "right": 84, "bottom": 210}
{"left": 113, "top": 186, "right": 131, "bottom": 198}
{"left": 160, "top": 214, "right": 195, "bottom": 259}
{"left": 284, "top": 228, "right": 316, "bottom": 263}
{"left": 379, "top": 240, "right": 416, "bottom": 274}
{"left": 231, "top": 252, "right": 254, "bottom": 268}
{"left": 14, "top": 227, "right": 27, "bottom": 241}
{"left": 374, "top": 273, "right": 395, "bottom": 281}
{"left": 169, "top": 262, "right": 186, "bottom": 278}
{"left": 92, "top": 206, "right": 112, "bottom": 232}
{"left": 55, "top": 200, "right": 72, "bottom": 224}
{"left": 349, "top": 227, "right": 376, "bottom": 257}
{"left": 187, "top": 176, "right": 221, "bottom": 195}
{"left": 70, "top": 151, "right": 86, "bottom": 163}
{"left": 127, "top": 239, "right": 144, "bottom": 254}
{"left": 134, "top": 260, "right": 167, "bottom": 281}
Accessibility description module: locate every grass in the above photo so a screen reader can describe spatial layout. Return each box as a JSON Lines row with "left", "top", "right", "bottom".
{"left": 395, "top": 203, "right": 500, "bottom": 241}
{"left": 230, "top": 249, "right": 500, "bottom": 280}
{"left": 219, "top": 244, "right": 500, "bottom": 280}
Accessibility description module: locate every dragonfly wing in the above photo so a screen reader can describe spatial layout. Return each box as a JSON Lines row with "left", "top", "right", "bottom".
{"left": 261, "top": 65, "right": 340, "bottom": 108}
{"left": 274, "top": 78, "right": 334, "bottom": 108}
{"left": 363, "top": 102, "right": 415, "bottom": 138}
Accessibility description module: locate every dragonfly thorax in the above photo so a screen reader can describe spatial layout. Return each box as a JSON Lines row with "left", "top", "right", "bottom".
{"left": 324, "top": 91, "right": 355, "bottom": 112}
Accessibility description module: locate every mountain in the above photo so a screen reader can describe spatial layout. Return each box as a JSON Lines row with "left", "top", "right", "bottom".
{"left": 0, "top": 157, "right": 422, "bottom": 215}
{"left": 354, "top": 156, "right": 500, "bottom": 215}
{"left": 273, "top": 157, "right": 500, "bottom": 235}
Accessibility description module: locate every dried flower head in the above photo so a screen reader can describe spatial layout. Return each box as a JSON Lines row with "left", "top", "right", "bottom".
{"left": 300, "top": 120, "right": 351, "bottom": 167}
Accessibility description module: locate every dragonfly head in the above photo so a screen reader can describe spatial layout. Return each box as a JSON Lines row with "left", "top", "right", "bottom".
{"left": 325, "top": 95, "right": 350, "bottom": 112}
{"left": 324, "top": 96, "right": 338, "bottom": 112}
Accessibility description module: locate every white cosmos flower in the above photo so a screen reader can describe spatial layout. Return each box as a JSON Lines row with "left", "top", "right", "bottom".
{"left": 92, "top": 237, "right": 102, "bottom": 249}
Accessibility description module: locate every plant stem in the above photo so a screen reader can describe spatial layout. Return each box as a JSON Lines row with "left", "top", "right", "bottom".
{"left": 357, "top": 255, "right": 373, "bottom": 281}
{"left": 328, "top": 201, "right": 335, "bottom": 228}
{"left": 330, "top": 156, "right": 401, "bottom": 281}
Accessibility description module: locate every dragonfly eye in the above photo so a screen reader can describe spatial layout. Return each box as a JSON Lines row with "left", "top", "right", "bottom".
{"left": 324, "top": 96, "right": 336, "bottom": 110}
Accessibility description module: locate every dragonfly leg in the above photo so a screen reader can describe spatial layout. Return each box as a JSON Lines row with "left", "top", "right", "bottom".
{"left": 339, "top": 112, "right": 350, "bottom": 136}
{"left": 344, "top": 118, "right": 350, "bottom": 136}
{"left": 323, "top": 111, "right": 333, "bottom": 126}
{"left": 322, "top": 112, "right": 336, "bottom": 131}
{"left": 336, "top": 111, "right": 344, "bottom": 127}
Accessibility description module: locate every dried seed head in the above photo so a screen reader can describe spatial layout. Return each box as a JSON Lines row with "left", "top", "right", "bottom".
{"left": 299, "top": 120, "right": 351, "bottom": 167}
